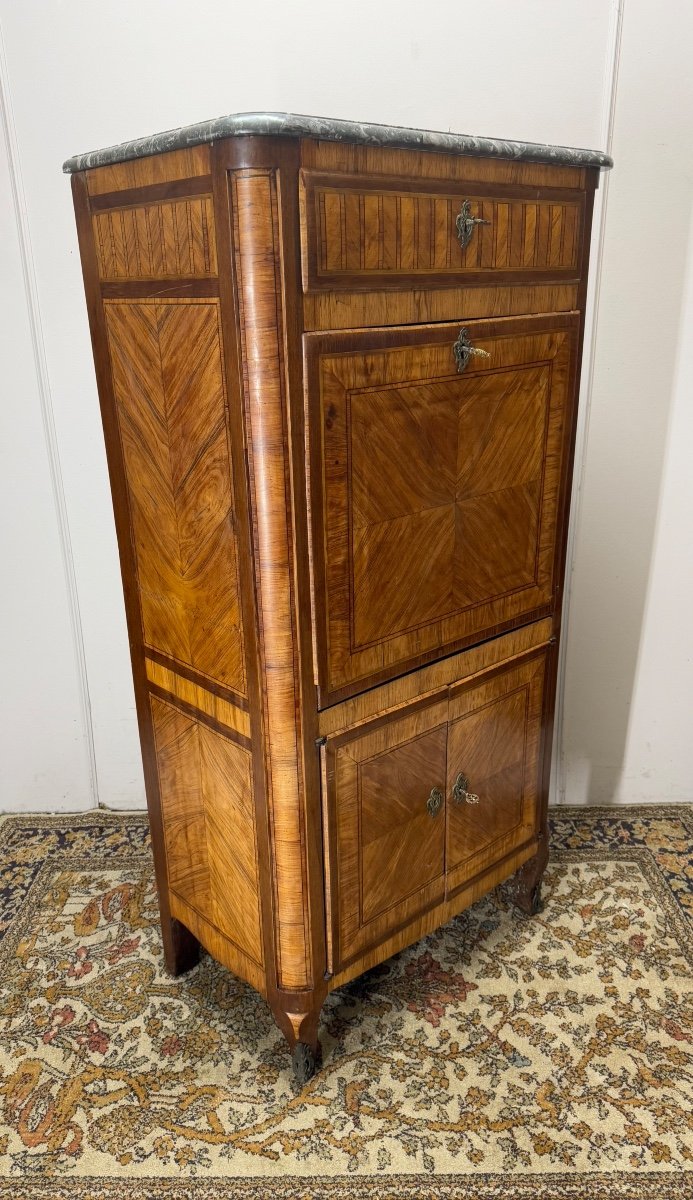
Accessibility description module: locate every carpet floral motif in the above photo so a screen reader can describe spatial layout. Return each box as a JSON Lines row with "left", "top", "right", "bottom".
{"left": 0, "top": 806, "right": 691, "bottom": 1199}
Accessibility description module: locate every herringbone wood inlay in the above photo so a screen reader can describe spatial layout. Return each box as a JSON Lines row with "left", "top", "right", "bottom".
{"left": 151, "top": 694, "right": 263, "bottom": 966}
{"left": 93, "top": 196, "right": 217, "bottom": 280}
{"left": 307, "top": 317, "right": 575, "bottom": 700}
{"left": 105, "top": 298, "right": 245, "bottom": 694}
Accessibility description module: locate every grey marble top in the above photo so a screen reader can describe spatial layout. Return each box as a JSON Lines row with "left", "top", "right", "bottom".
{"left": 62, "top": 111, "right": 612, "bottom": 174}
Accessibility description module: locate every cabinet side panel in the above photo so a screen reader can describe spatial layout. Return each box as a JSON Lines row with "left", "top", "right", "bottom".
{"left": 71, "top": 160, "right": 264, "bottom": 994}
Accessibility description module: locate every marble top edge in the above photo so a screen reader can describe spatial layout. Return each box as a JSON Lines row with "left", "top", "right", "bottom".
{"left": 62, "top": 111, "right": 613, "bottom": 174}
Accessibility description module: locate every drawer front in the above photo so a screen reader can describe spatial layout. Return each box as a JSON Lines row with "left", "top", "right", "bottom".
{"left": 326, "top": 698, "right": 448, "bottom": 967}
{"left": 445, "top": 650, "right": 546, "bottom": 897}
{"left": 300, "top": 171, "right": 585, "bottom": 292}
{"left": 306, "top": 314, "right": 577, "bottom": 705}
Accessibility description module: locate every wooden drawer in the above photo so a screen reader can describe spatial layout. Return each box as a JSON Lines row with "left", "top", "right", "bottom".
{"left": 323, "top": 640, "right": 549, "bottom": 972}
{"left": 300, "top": 170, "right": 586, "bottom": 293}
{"left": 305, "top": 313, "right": 578, "bottom": 706}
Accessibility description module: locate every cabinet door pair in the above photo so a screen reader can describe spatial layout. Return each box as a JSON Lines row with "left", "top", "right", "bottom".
{"left": 325, "top": 648, "right": 548, "bottom": 969}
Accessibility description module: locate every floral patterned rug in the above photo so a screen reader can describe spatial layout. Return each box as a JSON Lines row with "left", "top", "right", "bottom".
{"left": 0, "top": 806, "right": 691, "bottom": 1200}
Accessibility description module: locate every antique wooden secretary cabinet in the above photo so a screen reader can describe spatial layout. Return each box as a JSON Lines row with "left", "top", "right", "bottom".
{"left": 65, "top": 113, "right": 611, "bottom": 1082}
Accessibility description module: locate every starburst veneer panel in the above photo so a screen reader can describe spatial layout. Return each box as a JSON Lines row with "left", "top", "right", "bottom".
{"left": 307, "top": 316, "right": 576, "bottom": 701}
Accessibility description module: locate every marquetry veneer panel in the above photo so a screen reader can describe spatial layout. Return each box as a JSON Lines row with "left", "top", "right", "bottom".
{"left": 105, "top": 297, "right": 245, "bottom": 694}
{"left": 446, "top": 651, "right": 545, "bottom": 895}
{"left": 327, "top": 697, "right": 449, "bottom": 964}
{"left": 325, "top": 645, "right": 548, "bottom": 971}
{"left": 150, "top": 694, "right": 263, "bottom": 967}
{"left": 93, "top": 195, "right": 217, "bottom": 281}
{"left": 306, "top": 313, "right": 577, "bottom": 703}
{"left": 301, "top": 171, "right": 583, "bottom": 290}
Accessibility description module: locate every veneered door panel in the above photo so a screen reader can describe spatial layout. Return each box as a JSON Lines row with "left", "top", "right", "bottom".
{"left": 306, "top": 315, "right": 576, "bottom": 704}
{"left": 326, "top": 698, "right": 448, "bottom": 967}
{"left": 445, "top": 650, "right": 547, "bottom": 896}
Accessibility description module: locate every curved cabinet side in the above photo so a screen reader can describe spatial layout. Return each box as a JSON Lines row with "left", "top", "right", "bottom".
{"left": 229, "top": 165, "right": 314, "bottom": 993}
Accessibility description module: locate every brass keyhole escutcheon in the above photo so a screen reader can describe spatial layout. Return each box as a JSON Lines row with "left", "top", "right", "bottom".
{"left": 453, "top": 773, "right": 480, "bottom": 805}
{"left": 452, "top": 327, "right": 491, "bottom": 373}
{"left": 427, "top": 786, "right": 444, "bottom": 817}
{"left": 455, "top": 198, "right": 491, "bottom": 249}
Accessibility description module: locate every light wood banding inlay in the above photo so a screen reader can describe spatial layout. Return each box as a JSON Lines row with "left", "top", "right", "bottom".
{"left": 145, "top": 657, "right": 251, "bottom": 741}
{"left": 86, "top": 146, "right": 212, "bottom": 196}
{"left": 318, "top": 618, "right": 553, "bottom": 738}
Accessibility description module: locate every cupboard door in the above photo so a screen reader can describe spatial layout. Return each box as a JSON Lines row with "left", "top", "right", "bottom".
{"left": 445, "top": 650, "right": 547, "bottom": 896}
{"left": 305, "top": 314, "right": 577, "bottom": 705}
{"left": 326, "top": 698, "right": 448, "bottom": 968}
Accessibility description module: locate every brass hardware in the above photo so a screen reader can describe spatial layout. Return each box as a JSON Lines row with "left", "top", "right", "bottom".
{"left": 427, "top": 786, "right": 444, "bottom": 817}
{"left": 453, "top": 327, "right": 490, "bottom": 374}
{"left": 452, "top": 773, "right": 480, "bottom": 806}
{"left": 455, "top": 199, "right": 491, "bottom": 249}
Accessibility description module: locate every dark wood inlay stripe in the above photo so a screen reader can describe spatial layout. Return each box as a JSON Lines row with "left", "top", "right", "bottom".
{"left": 100, "top": 278, "right": 219, "bottom": 299}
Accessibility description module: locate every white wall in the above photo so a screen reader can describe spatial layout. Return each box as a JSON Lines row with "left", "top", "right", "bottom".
{"left": 560, "top": 0, "right": 693, "bottom": 805}
{"left": 2, "top": 0, "right": 690, "bottom": 811}
{"left": 0, "top": 60, "right": 94, "bottom": 811}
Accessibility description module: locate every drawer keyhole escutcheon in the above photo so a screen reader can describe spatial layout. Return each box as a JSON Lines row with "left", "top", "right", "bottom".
{"left": 453, "top": 327, "right": 491, "bottom": 374}
{"left": 427, "top": 786, "right": 444, "bottom": 817}
{"left": 455, "top": 198, "right": 491, "bottom": 249}
{"left": 453, "top": 773, "right": 480, "bottom": 806}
